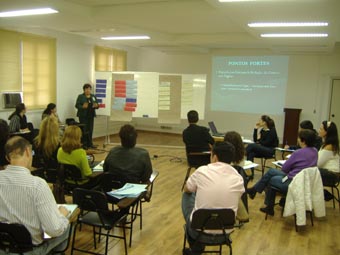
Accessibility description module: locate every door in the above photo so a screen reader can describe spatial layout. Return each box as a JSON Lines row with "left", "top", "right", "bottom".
{"left": 329, "top": 79, "right": 340, "bottom": 129}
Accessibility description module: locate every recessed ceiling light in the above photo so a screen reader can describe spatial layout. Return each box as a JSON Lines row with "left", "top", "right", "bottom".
{"left": 261, "top": 33, "right": 328, "bottom": 38}
{"left": 219, "top": 0, "right": 256, "bottom": 2}
{"left": 101, "top": 36, "right": 150, "bottom": 40}
{"left": 249, "top": 22, "right": 328, "bottom": 27}
{"left": 0, "top": 8, "right": 58, "bottom": 17}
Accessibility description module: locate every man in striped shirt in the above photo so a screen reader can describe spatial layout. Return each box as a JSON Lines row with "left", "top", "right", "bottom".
{"left": 0, "top": 136, "right": 70, "bottom": 254}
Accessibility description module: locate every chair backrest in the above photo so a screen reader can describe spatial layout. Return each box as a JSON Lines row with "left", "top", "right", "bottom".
{"left": 186, "top": 151, "right": 211, "bottom": 168}
{"left": 65, "top": 118, "right": 77, "bottom": 125}
{"left": 191, "top": 208, "right": 235, "bottom": 231}
{"left": 73, "top": 188, "right": 109, "bottom": 212}
{"left": 0, "top": 222, "right": 33, "bottom": 253}
{"left": 232, "top": 165, "right": 249, "bottom": 212}
{"left": 144, "top": 170, "right": 159, "bottom": 202}
{"left": 59, "top": 163, "right": 84, "bottom": 184}
{"left": 100, "top": 172, "right": 124, "bottom": 193}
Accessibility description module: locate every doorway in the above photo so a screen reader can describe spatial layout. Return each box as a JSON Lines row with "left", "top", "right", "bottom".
{"left": 329, "top": 79, "right": 340, "bottom": 129}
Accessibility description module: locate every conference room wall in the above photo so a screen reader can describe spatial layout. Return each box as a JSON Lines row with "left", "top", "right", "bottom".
{"left": 1, "top": 27, "right": 339, "bottom": 142}
{"left": 133, "top": 47, "right": 340, "bottom": 142}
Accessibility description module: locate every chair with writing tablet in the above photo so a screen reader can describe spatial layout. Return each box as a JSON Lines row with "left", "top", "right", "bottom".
{"left": 0, "top": 222, "right": 33, "bottom": 254}
{"left": 71, "top": 188, "right": 128, "bottom": 255}
{"left": 99, "top": 173, "right": 145, "bottom": 247}
{"left": 254, "top": 153, "right": 276, "bottom": 177}
{"left": 182, "top": 208, "right": 235, "bottom": 255}
{"left": 0, "top": 222, "right": 73, "bottom": 254}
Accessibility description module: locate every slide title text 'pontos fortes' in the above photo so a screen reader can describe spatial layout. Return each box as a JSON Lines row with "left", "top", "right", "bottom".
{"left": 228, "top": 61, "right": 270, "bottom": 66}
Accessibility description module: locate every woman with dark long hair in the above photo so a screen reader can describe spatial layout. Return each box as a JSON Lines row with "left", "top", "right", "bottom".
{"left": 246, "top": 115, "right": 279, "bottom": 178}
{"left": 42, "top": 103, "right": 61, "bottom": 123}
{"left": 8, "top": 103, "right": 29, "bottom": 133}
{"left": 317, "top": 121, "right": 340, "bottom": 187}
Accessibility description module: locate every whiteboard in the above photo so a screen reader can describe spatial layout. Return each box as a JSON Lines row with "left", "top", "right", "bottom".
{"left": 94, "top": 71, "right": 207, "bottom": 120}
{"left": 94, "top": 71, "right": 112, "bottom": 116}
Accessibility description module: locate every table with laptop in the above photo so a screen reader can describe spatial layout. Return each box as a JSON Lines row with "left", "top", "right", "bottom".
{"left": 208, "top": 121, "right": 253, "bottom": 144}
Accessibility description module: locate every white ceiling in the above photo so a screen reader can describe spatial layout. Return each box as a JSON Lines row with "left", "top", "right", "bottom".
{"left": 0, "top": 0, "right": 339, "bottom": 54}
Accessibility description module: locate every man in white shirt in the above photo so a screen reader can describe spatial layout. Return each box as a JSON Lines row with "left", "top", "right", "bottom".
{"left": 0, "top": 136, "right": 70, "bottom": 254}
{"left": 182, "top": 142, "right": 245, "bottom": 255}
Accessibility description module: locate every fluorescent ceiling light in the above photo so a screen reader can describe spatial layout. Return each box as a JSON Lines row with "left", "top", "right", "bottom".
{"left": 0, "top": 8, "right": 58, "bottom": 17}
{"left": 101, "top": 35, "right": 150, "bottom": 40}
{"left": 261, "top": 33, "right": 328, "bottom": 38}
{"left": 219, "top": 0, "right": 256, "bottom": 2}
{"left": 249, "top": 22, "right": 328, "bottom": 27}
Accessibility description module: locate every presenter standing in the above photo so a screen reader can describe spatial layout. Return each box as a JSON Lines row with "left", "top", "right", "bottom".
{"left": 75, "top": 84, "right": 99, "bottom": 149}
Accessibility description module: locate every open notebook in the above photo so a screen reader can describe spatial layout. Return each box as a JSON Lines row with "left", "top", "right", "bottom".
{"left": 43, "top": 204, "right": 78, "bottom": 239}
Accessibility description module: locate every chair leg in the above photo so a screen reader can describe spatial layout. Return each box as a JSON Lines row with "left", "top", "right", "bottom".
{"left": 331, "top": 187, "right": 336, "bottom": 209}
{"left": 139, "top": 200, "right": 143, "bottom": 230}
{"left": 182, "top": 225, "right": 187, "bottom": 252}
{"left": 262, "top": 158, "right": 266, "bottom": 176}
{"left": 71, "top": 222, "right": 78, "bottom": 255}
{"left": 181, "top": 167, "right": 192, "bottom": 191}
{"left": 122, "top": 225, "right": 128, "bottom": 255}
{"left": 336, "top": 187, "right": 340, "bottom": 211}
{"left": 93, "top": 226, "right": 97, "bottom": 249}
{"left": 105, "top": 230, "right": 109, "bottom": 255}
{"left": 294, "top": 214, "right": 298, "bottom": 232}
{"left": 309, "top": 211, "right": 314, "bottom": 226}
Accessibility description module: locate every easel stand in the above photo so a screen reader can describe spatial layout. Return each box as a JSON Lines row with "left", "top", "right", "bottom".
{"left": 103, "top": 116, "right": 117, "bottom": 148}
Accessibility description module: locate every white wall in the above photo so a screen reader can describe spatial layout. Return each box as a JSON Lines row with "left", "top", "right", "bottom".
{"left": 133, "top": 48, "right": 340, "bottom": 142}
{"left": 2, "top": 28, "right": 340, "bottom": 143}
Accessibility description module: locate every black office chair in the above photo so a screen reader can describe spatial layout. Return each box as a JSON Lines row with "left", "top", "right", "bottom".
{"left": 99, "top": 172, "right": 152, "bottom": 248}
{"left": 71, "top": 188, "right": 128, "bottom": 255}
{"left": 182, "top": 151, "right": 211, "bottom": 191}
{"left": 183, "top": 208, "right": 235, "bottom": 255}
{"left": 138, "top": 170, "right": 159, "bottom": 228}
{"left": 58, "top": 163, "right": 88, "bottom": 193}
{"left": 322, "top": 172, "right": 340, "bottom": 210}
{"left": 0, "top": 222, "right": 33, "bottom": 254}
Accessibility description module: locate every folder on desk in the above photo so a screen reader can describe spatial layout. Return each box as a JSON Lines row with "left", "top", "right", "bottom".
{"left": 107, "top": 183, "right": 147, "bottom": 199}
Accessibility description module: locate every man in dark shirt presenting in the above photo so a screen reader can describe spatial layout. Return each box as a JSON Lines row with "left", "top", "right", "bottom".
{"left": 183, "top": 110, "right": 215, "bottom": 167}
{"left": 103, "top": 124, "right": 152, "bottom": 185}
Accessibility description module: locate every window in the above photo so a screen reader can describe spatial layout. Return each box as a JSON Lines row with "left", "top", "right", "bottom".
{"left": 0, "top": 29, "right": 21, "bottom": 91}
{"left": 22, "top": 34, "right": 56, "bottom": 109}
{"left": 0, "top": 29, "right": 56, "bottom": 109}
{"left": 94, "top": 46, "right": 127, "bottom": 71}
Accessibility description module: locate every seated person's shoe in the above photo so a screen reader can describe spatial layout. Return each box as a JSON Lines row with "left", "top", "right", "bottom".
{"left": 183, "top": 248, "right": 192, "bottom": 255}
{"left": 260, "top": 206, "right": 274, "bottom": 216}
{"left": 279, "top": 197, "right": 286, "bottom": 207}
{"left": 324, "top": 189, "right": 334, "bottom": 201}
{"left": 247, "top": 187, "right": 257, "bottom": 200}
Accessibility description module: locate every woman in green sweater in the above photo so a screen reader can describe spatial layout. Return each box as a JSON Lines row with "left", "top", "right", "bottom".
{"left": 57, "top": 125, "right": 99, "bottom": 189}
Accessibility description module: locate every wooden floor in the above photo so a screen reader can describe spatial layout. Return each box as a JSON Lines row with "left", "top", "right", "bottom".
{"left": 66, "top": 131, "right": 340, "bottom": 255}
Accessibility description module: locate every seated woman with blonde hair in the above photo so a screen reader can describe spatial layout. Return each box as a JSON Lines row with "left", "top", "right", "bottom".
{"left": 33, "top": 116, "right": 60, "bottom": 169}
{"left": 57, "top": 125, "right": 99, "bottom": 189}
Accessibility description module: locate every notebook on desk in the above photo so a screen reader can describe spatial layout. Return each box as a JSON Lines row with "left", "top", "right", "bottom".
{"left": 208, "top": 121, "right": 225, "bottom": 137}
{"left": 44, "top": 204, "right": 78, "bottom": 239}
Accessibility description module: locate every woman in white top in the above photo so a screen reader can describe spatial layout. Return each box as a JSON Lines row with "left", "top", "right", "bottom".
{"left": 318, "top": 121, "right": 340, "bottom": 187}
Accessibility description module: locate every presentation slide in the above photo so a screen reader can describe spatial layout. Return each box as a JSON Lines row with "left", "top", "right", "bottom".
{"left": 211, "top": 56, "right": 289, "bottom": 114}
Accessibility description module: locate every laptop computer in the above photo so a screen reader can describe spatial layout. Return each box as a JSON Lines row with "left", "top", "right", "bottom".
{"left": 208, "top": 121, "right": 225, "bottom": 137}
